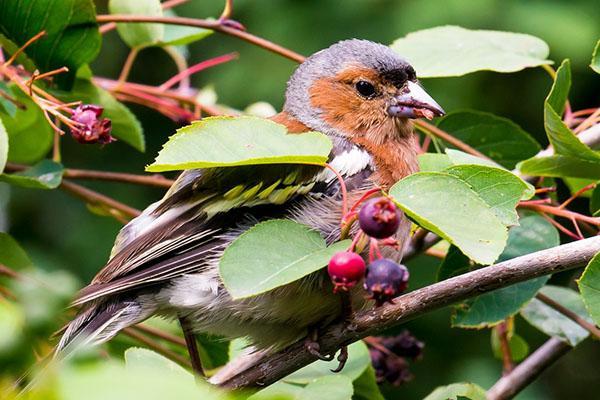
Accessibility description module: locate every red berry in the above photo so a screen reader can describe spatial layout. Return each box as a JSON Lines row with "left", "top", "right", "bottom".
{"left": 364, "top": 259, "right": 409, "bottom": 306}
{"left": 70, "top": 104, "right": 114, "bottom": 145}
{"left": 327, "top": 251, "right": 366, "bottom": 292}
{"left": 358, "top": 197, "right": 401, "bottom": 239}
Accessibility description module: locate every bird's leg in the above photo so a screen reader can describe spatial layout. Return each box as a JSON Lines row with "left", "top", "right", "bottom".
{"left": 330, "top": 291, "right": 353, "bottom": 372}
{"left": 178, "top": 316, "right": 205, "bottom": 377}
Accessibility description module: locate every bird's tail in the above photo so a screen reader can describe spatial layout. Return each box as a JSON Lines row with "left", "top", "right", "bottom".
{"left": 55, "top": 298, "right": 155, "bottom": 355}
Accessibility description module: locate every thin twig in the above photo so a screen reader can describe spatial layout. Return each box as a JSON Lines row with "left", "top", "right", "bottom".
{"left": 95, "top": 14, "right": 305, "bottom": 63}
{"left": 535, "top": 293, "right": 600, "bottom": 339}
{"left": 60, "top": 180, "right": 141, "bottom": 220}
{"left": 117, "top": 48, "right": 139, "bottom": 86}
{"left": 121, "top": 327, "right": 192, "bottom": 369}
{"left": 135, "top": 323, "right": 187, "bottom": 347}
{"left": 219, "top": 236, "right": 600, "bottom": 388}
{"left": 413, "top": 120, "right": 490, "bottom": 159}
{"left": 487, "top": 337, "right": 571, "bottom": 400}
{"left": 496, "top": 321, "right": 514, "bottom": 375}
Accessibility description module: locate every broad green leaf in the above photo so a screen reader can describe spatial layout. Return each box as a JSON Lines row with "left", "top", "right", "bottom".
{"left": 389, "top": 171, "right": 507, "bottom": 264}
{"left": 249, "top": 382, "right": 301, "bottom": 400}
{"left": 0, "top": 118, "right": 7, "bottom": 173}
{"left": 436, "top": 111, "right": 541, "bottom": 169}
{"left": 298, "top": 375, "right": 353, "bottom": 400}
{"left": 0, "top": 87, "right": 53, "bottom": 164}
{"left": 147, "top": 117, "right": 332, "bottom": 172}
{"left": 125, "top": 348, "right": 192, "bottom": 381}
{"left": 0, "top": 82, "right": 17, "bottom": 117}
{"left": 578, "top": 251, "right": 600, "bottom": 326}
{"left": 452, "top": 213, "right": 559, "bottom": 328}
{"left": 445, "top": 149, "right": 503, "bottom": 169}
{"left": 591, "top": 39, "right": 600, "bottom": 74}
{"left": 0, "top": 0, "right": 101, "bottom": 86}
{"left": 491, "top": 331, "right": 529, "bottom": 362}
{"left": 0, "top": 300, "right": 25, "bottom": 353}
{"left": 109, "top": 0, "right": 164, "bottom": 48}
{"left": 391, "top": 26, "right": 551, "bottom": 78}
{"left": 219, "top": 220, "right": 350, "bottom": 299}
{"left": 418, "top": 153, "right": 452, "bottom": 172}
{"left": 437, "top": 245, "right": 472, "bottom": 282}
{"left": 591, "top": 186, "right": 600, "bottom": 216}
{"left": 423, "top": 382, "right": 487, "bottom": 400}
{"left": 352, "top": 365, "right": 385, "bottom": 400}
{"left": 284, "top": 341, "right": 370, "bottom": 384}
{"left": 58, "top": 79, "right": 145, "bottom": 151}
{"left": 521, "top": 285, "right": 591, "bottom": 346}
{"left": 518, "top": 60, "right": 600, "bottom": 179}
{"left": 445, "top": 164, "right": 533, "bottom": 226}
{"left": 0, "top": 160, "right": 63, "bottom": 189}
{"left": 0, "top": 232, "right": 33, "bottom": 270}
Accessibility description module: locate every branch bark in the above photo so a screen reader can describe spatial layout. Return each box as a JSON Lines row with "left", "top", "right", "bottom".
{"left": 220, "top": 236, "right": 600, "bottom": 388}
{"left": 487, "top": 337, "right": 572, "bottom": 400}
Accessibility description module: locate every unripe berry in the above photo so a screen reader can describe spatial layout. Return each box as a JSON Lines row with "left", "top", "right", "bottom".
{"left": 358, "top": 197, "right": 401, "bottom": 239}
{"left": 327, "top": 251, "right": 366, "bottom": 292}
{"left": 364, "top": 259, "right": 409, "bottom": 305}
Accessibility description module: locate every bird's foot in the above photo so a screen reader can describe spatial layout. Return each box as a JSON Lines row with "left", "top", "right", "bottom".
{"left": 330, "top": 345, "right": 349, "bottom": 373}
{"left": 304, "top": 329, "right": 335, "bottom": 361}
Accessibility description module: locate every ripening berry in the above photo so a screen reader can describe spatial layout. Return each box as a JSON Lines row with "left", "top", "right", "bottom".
{"left": 327, "top": 251, "right": 366, "bottom": 292}
{"left": 364, "top": 259, "right": 409, "bottom": 305}
{"left": 358, "top": 197, "right": 401, "bottom": 239}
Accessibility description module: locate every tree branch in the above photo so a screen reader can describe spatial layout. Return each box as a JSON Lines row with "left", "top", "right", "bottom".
{"left": 535, "top": 293, "right": 600, "bottom": 340}
{"left": 95, "top": 14, "right": 305, "bottom": 63}
{"left": 487, "top": 337, "right": 572, "bottom": 400}
{"left": 219, "top": 236, "right": 600, "bottom": 388}
{"left": 60, "top": 180, "right": 141, "bottom": 220}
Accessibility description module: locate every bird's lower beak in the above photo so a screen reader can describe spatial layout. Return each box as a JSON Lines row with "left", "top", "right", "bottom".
{"left": 387, "top": 81, "right": 445, "bottom": 120}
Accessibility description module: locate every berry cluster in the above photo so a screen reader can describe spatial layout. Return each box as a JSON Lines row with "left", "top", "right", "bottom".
{"left": 327, "top": 196, "right": 410, "bottom": 305}
{"left": 368, "top": 331, "right": 424, "bottom": 386}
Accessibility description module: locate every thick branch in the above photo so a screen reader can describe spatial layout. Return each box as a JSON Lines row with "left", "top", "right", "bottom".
{"left": 487, "top": 337, "right": 571, "bottom": 400}
{"left": 220, "top": 236, "right": 600, "bottom": 388}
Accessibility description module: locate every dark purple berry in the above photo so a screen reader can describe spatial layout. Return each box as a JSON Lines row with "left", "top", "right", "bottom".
{"left": 364, "top": 259, "right": 409, "bottom": 305}
{"left": 358, "top": 197, "right": 401, "bottom": 239}
{"left": 381, "top": 330, "right": 424, "bottom": 360}
{"left": 328, "top": 251, "right": 366, "bottom": 292}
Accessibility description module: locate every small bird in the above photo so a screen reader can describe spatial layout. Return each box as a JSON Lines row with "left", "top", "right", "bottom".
{"left": 57, "top": 39, "right": 443, "bottom": 377}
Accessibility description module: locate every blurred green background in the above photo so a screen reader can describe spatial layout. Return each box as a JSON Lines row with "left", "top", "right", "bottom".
{"left": 2, "top": 0, "right": 599, "bottom": 398}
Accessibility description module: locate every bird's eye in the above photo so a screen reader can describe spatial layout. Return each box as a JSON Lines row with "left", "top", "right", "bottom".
{"left": 355, "top": 80, "right": 376, "bottom": 98}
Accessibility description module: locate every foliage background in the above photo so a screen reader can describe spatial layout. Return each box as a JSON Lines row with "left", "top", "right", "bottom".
{"left": 1, "top": 0, "right": 599, "bottom": 398}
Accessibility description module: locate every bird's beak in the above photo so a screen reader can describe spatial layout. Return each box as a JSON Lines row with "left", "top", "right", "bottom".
{"left": 387, "top": 81, "right": 445, "bottom": 120}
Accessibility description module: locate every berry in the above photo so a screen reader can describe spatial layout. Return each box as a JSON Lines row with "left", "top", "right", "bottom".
{"left": 381, "top": 330, "right": 424, "bottom": 360}
{"left": 70, "top": 104, "right": 114, "bottom": 145}
{"left": 364, "top": 259, "right": 409, "bottom": 305}
{"left": 358, "top": 197, "right": 401, "bottom": 239}
{"left": 327, "top": 251, "right": 366, "bottom": 292}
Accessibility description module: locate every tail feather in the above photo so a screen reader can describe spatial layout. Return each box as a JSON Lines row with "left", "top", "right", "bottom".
{"left": 56, "top": 299, "right": 154, "bottom": 354}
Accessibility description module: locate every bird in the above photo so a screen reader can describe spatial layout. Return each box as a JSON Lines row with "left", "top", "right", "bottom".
{"left": 56, "top": 39, "right": 444, "bottom": 379}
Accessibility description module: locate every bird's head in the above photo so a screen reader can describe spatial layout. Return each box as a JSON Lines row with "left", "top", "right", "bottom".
{"left": 283, "top": 39, "right": 444, "bottom": 144}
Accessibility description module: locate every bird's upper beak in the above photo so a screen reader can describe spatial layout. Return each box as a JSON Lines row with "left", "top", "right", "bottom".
{"left": 387, "top": 81, "right": 445, "bottom": 120}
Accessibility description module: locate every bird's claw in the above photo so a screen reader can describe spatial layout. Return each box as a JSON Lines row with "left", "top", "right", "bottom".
{"left": 304, "top": 337, "right": 335, "bottom": 361}
{"left": 330, "top": 345, "right": 349, "bottom": 373}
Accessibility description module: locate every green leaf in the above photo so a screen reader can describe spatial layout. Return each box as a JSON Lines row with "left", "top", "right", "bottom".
{"left": 125, "top": 347, "right": 193, "bottom": 381}
{"left": 491, "top": 331, "right": 529, "bottom": 362}
{"left": 418, "top": 153, "right": 452, "bottom": 172}
{"left": 445, "top": 149, "right": 504, "bottom": 169}
{"left": 591, "top": 186, "right": 600, "bottom": 216}
{"left": 423, "top": 382, "right": 487, "bottom": 400}
{"left": 0, "top": 118, "right": 7, "bottom": 173}
{"left": 0, "top": 82, "right": 17, "bottom": 117}
{"left": 352, "top": 365, "right": 385, "bottom": 400}
{"left": 435, "top": 111, "right": 541, "bottom": 169}
{"left": 58, "top": 79, "right": 145, "bottom": 151}
{"left": 518, "top": 60, "right": 600, "bottom": 179}
{"left": 284, "top": 341, "right": 370, "bottom": 384}
{"left": 591, "top": 39, "right": 600, "bottom": 74}
{"left": 109, "top": 0, "right": 164, "bottom": 48}
{"left": 249, "top": 382, "right": 301, "bottom": 400}
{"left": 298, "top": 375, "right": 353, "bottom": 400}
{"left": 147, "top": 116, "right": 332, "bottom": 172}
{"left": 445, "top": 164, "right": 533, "bottom": 226}
{"left": 389, "top": 170, "right": 508, "bottom": 265}
{"left": 437, "top": 245, "right": 472, "bottom": 282}
{"left": 0, "top": 232, "right": 33, "bottom": 270}
{"left": 578, "top": 251, "right": 600, "bottom": 326}
{"left": 521, "top": 285, "right": 592, "bottom": 346}
{"left": 0, "top": 300, "right": 25, "bottom": 354}
{"left": 0, "top": 160, "right": 63, "bottom": 189}
{"left": 0, "top": 86, "right": 53, "bottom": 164}
{"left": 0, "top": 0, "right": 101, "bottom": 86}
{"left": 390, "top": 26, "right": 551, "bottom": 78}
{"left": 451, "top": 213, "right": 559, "bottom": 328}
{"left": 160, "top": 10, "right": 213, "bottom": 47}
{"left": 219, "top": 220, "right": 350, "bottom": 299}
